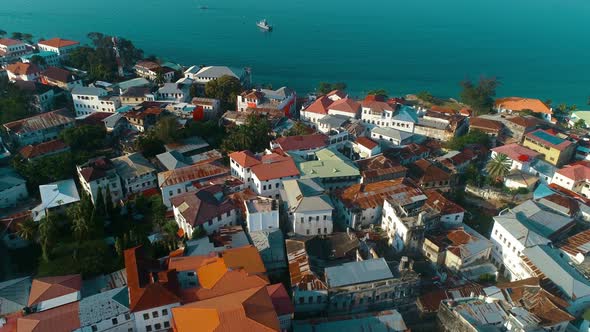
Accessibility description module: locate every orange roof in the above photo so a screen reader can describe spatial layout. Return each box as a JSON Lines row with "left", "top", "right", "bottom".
{"left": 7, "top": 62, "right": 40, "bottom": 76}
{"left": 328, "top": 97, "right": 360, "bottom": 114}
{"left": 0, "top": 38, "right": 23, "bottom": 46}
{"left": 355, "top": 137, "right": 378, "bottom": 150}
{"left": 228, "top": 150, "right": 259, "bottom": 167}
{"left": 28, "top": 274, "right": 81, "bottom": 307}
{"left": 335, "top": 178, "right": 424, "bottom": 210}
{"left": 469, "top": 117, "right": 503, "bottom": 132}
{"left": 425, "top": 190, "right": 464, "bottom": 215}
{"left": 221, "top": 245, "right": 267, "bottom": 275}
{"left": 409, "top": 159, "right": 451, "bottom": 183}
{"left": 17, "top": 302, "right": 80, "bottom": 332}
{"left": 38, "top": 38, "right": 79, "bottom": 49}
{"left": 430, "top": 105, "right": 457, "bottom": 115}
{"left": 19, "top": 139, "right": 68, "bottom": 159}
{"left": 304, "top": 96, "right": 333, "bottom": 115}
{"left": 158, "top": 162, "right": 229, "bottom": 187}
{"left": 273, "top": 134, "right": 328, "bottom": 151}
{"left": 231, "top": 150, "right": 300, "bottom": 181}
{"left": 495, "top": 97, "right": 552, "bottom": 115}
{"left": 172, "top": 286, "right": 280, "bottom": 332}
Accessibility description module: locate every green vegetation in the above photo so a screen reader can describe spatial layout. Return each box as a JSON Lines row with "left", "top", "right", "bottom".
{"left": 66, "top": 32, "right": 144, "bottom": 82}
{"left": 221, "top": 114, "right": 272, "bottom": 153}
{"left": 134, "top": 133, "right": 165, "bottom": 158}
{"left": 459, "top": 76, "right": 499, "bottom": 115}
{"left": 486, "top": 153, "right": 511, "bottom": 180}
{"left": 205, "top": 75, "right": 243, "bottom": 111}
{"left": 0, "top": 77, "right": 35, "bottom": 125}
{"left": 153, "top": 116, "right": 181, "bottom": 144}
{"left": 445, "top": 130, "right": 491, "bottom": 150}
{"left": 11, "top": 151, "right": 90, "bottom": 191}
{"left": 29, "top": 55, "right": 46, "bottom": 66}
{"left": 317, "top": 82, "right": 347, "bottom": 95}
{"left": 181, "top": 120, "right": 226, "bottom": 148}
{"left": 366, "top": 89, "right": 388, "bottom": 97}
{"left": 283, "top": 121, "right": 311, "bottom": 136}
{"left": 59, "top": 124, "right": 107, "bottom": 151}
{"left": 574, "top": 119, "right": 587, "bottom": 129}
{"left": 416, "top": 91, "right": 435, "bottom": 103}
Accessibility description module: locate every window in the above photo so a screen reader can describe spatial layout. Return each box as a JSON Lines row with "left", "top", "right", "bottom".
{"left": 125, "top": 313, "right": 130, "bottom": 320}
{"left": 318, "top": 228, "right": 321, "bottom": 234}
{"left": 316, "top": 216, "right": 319, "bottom": 221}
{"left": 112, "top": 318, "right": 118, "bottom": 325}
{"left": 155, "top": 323, "right": 161, "bottom": 330}
{"left": 299, "top": 297, "right": 304, "bottom": 304}
{"left": 143, "top": 313, "right": 149, "bottom": 320}
{"left": 301, "top": 217, "right": 304, "bottom": 223}
{"left": 317, "top": 295, "right": 322, "bottom": 303}
{"left": 152, "top": 311, "right": 159, "bottom": 318}
{"left": 162, "top": 309, "right": 168, "bottom": 315}
{"left": 324, "top": 227, "right": 327, "bottom": 233}
{"left": 308, "top": 296, "right": 313, "bottom": 303}
{"left": 306, "top": 229, "right": 310, "bottom": 235}
{"left": 146, "top": 326, "right": 152, "bottom": 332}
{"left": 276, "top": 183, "right": 279, "bottom": 188}
{"left": 164, "top": 322, "right": 170, "bottom": 328}
{"left": 208, "top": 220, "right": 212, "bottom": 226}
{"left": 91, "top": 326, "right": 97, "bottom": 332}
{"left": 323, "top": 215, "right": 327, "bottom": 220}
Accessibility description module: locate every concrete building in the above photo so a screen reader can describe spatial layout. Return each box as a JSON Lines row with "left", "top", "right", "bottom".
{"left": 2, "top": 108, "right": 75, "bottom": 146}
{"left": 408, "top": 159, "right": 452, "bottom": 192}
{"left": 490, "top": 200, "right": 574, "bottom": 281}
{"left": 291, "top": 147, "right": 360, "bottom": 190}
{"left": 39, "top": 66, "right": 83, "bottom": 90}
{"left": 156, "top": 83, "right": 189, "bottom": 103}
{"left": 0, "top": 38, "right": 30, "bottom": 62}
{"left": 245, "top": 197, "right": 279, "bottom": 232}
{"left": 21, "top": 51, "right": 60, "bottom": 67}
{"left": 31, "top": 178, "right": 80, "bottom": 221}
{"left": 414, "top": 111, "right": 467, "bottom": 141}
{"left": 552, "top": 163, "right": 590, "bottom": 197}
{"left": 77, "top": 157, "right": 123, "bottom": 205}
{"left": 522, "top": 129, "right": 575, "bottom": 167}
{"left": 495, "top": 97, "right": 553, "bottom": 122}
{"left": 370, "top": 126, "right": 415, "bottom": 146}
{"left": 251, "top": 229, "right": 287, "bottom": 277}
{"left": 37, "top": 38, "right": 79, "bottom": 57}
{"left": 0, "top": 167, "right": 28, "bottom": 208}
{"left": 133, "top": 61, "right": 175, "bottom": 82}
{"left": 111, "top": 153, "right": 158, "bottom": 197}
{"left": 294, "top": 309, "right": 408, "bottom": 332}
{"left": 237, "top": 87, "right": 296, "bottom": 117}
{"left": 72, "top": 86, "right": 121, "bottom": 117}
{"left": 192, "top": 65, "right": 250, "bottom": 87}
{"left": 6, "top": 62, "right": 41, "bottom": 82}
{"left": 490, "top": 143, "right": 541, "bottom": 172}
{"left": 325, "top": 257, "right": 420, "bottom": 314}
{"left": 282, "top": 178, "right": 334, "bottom": 236}
{"left": 171, "top": 185, "right": 239, "bottom": 237}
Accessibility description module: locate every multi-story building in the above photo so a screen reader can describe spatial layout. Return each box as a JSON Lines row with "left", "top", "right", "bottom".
{"left": 424, "top": 190, "right": 465, "bottom": 226}
{"left": 6, "top": 62, "right": 41, "bottom": 82}
{"left": 124, "top": 106, "right": 165, "bottom": 132}
{"left": 77, "top": 157, "right": 123, "bottom": 205}
{"left": 31, "top": 178, "right": 80, "bottom": 221}
{"left": 490, "top": 143, "right": 540, "bottom": 172}
{"left": 414, "top": 111, "right": 467, "bottom": 141}
{"left": 120, "top": 86, "right": 152, "bottom": 106}
{"left": 408, "top": 159, "right": 452, "bottom": 192}
{"left": 271, "top": 133, "right": 328, "bottom": 153}
{"left": 171, "top": 185, "right": 239, "bottom": 237}
{"left": 552, "top": 163, "right": 590, "bottom": 197}
{"left": 356, "top": 154, "right": 407, "bottom": 184}
{"left": 229, "top": 150, "right": 300, "bottom": 199}
{"left": 522, "top": 129, "right": 576, "bottom": 166}
{"left": 192, "top": 65, "right": 250, "bottom": 87}
{"left": 245, "top": 197, "right": 279, "bottom": 232}
{"left": 495, "top": 97, "right": 553, "bottom": 122}
{"left": 0, "top": 167, "right": 28, "bottom": 208}
{"left": 300, "top": 90, "right": 346, "bottom": 128}
{"left": 490, "top": 200, "right": 574, "bottom": 281}
{"left": 0, "top": 38, "right": 30, "bottom": 62}
{"left": 324, "top": 257, "right": 420, "bottom": 314}
{"left": 111, "top": 152, "right": 158, "bottom": 197}
{"left": 72, "top": 86, "right": 121, "bottom": 117}
{"left": 133, "top": 61, "right": 175, "bottom": 82}
{"left": 156, "top": 83, "right": 189, "bottom": 103}
{"left": 191, "top": 97, "right": 221, "bottom": 120}
{"left": 237, "top": 87, "right": 296, "bottom": 117}
{"left": 39, "top": 66, "right": 83, "bottom": 90}
{"left": 37, "top": 38, "right": 79, "bottom": 57}
{"left": 2, "top": 108, "right": 75, "bottom": 146}
{"left": 291, "top": 147, "right": 360, "bottom": 190}
{"left": 21, "top": 51, "right": 60, "bottom": 67}
{"left": 282, "top": 178, "right": 334, "bottom": 236}
{"left": 370, "top": 126, "right": 415, "bottom": 146}
{"left": 13, "top": 80, "right": 55, "bottom": 112}
{"left": 158, "top": 161, "right": 229, "bottom": 207}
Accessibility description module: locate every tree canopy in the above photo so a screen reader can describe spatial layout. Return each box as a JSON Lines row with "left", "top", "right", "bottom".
{"left": 459, "top": 77, "right": 499, "bottom": 115}
{"left": 205, "top": 75, "right": 243, "bottom": 111}
{"left": 283, "top": 121, "right": 311, "bottom": 136}
{"left": 445, "top": 130, "right": 491, "bottom": 151}
{"left": 153, "top": 116, "right": 181, "bottom": 144}
{"left": 221, "top": 115, "right": 272, "bottom": 153}
{"left": 0, "top": 77, "right": 35, "bottom": 125}
{"left": 486, "top": 153, "right": 511, "bottom": 180}
{"left": 317, "top": 82, "right": 347, "bottom": 95}
{"left": 59, "top": 124, "right": 106, "bottom": 151}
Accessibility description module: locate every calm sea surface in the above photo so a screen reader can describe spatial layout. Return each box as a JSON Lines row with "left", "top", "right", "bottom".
{"left": 2, "top": 0, "right": 590, "bottom": 104}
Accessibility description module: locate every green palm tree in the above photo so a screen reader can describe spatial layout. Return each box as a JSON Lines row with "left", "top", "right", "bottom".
{"left": 486, "top": 153, "right": 511, "bottom": 180}
{"left": 16, "top": 218, "right": 38, "bottom": 241}
{"left": 38, "top": 213, "right": 56, "bottom": 261}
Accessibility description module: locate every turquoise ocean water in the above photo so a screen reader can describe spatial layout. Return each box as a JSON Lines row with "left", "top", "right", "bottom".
{"left": 1, "top": 0, "right": 589, "bottom": 104}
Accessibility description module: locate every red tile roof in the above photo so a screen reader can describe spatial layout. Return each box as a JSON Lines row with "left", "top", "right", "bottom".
{"left": 40, "top": 67, "right": 79, "bottom": 83}
{"left": 303, "top": 96, "right": 333, "bottom": 115}
{"left": 491, "top": 143, "right": 540, "bottom": 162}
{"left": 159, "top": 162, "right": 229, "bottom": 187}
{"left": 360, "top": 100, "right": 394, "bottom": 114}
{"left": 555, "top": 163, "right": 590, "bottom": 182}
{"left": 0, "top": 38, "right": 23, "bottom": 46}
{"left": 273, "top": 134, "right": 328, "bottom": 151}
{"left": 409, "top": 159, "right": 451, "bottom": 183}
{"left": 38, "top": 38, "right": 79, "bottom": 49}
{"left": 508, "top": 116, "right": 538, "bottom": 128}
{"left": 7, "top": 62, "right": 40, "bottom": 76}
{"left": 355, "top": 137, "right": 378, "bottom": 150}
{"left": 266, "top": 284, "right": 294, "bottom": 316}
{"left": 228, "top": 150, "right": 259, "bottom": 167}
{"left": 469, "top": 117, "right": 503, "bottom": 133}
{"left": 28, "top": 274, "right": 82, "bottom": 307}
{"left": 425, "top": 190, "right": 465, "bottom": 215}
{"left": 78, "top": 157, "right": 115, "bottom": 182}
{"left": 170, "top": 185, "right": 237, "bottom": 227}
{"left": 230, "top": 150, "right": 299, "bottom": 181}
{"left": 495, "top": 97, "right": 552, "bottom": 115}
{"left": 328, "top": 97, "right": 360, "bottom": 114}
{"left": 19, "top": 139, "right": 69, "bottom": 159}
{"left": 17, "top": 301, "right": 80, "bottom": 332}
{"left": 335, "top": 178, "right": 423, "bottom": 209}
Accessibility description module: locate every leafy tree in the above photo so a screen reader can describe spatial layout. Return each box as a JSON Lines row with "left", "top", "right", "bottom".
{"left": 0, "top": 77, "right": 35, "bottom": 125}
{"left": 134, "top": 133, "right": 165, "bottom": 158}
{"left": 486, "top": 153, "right": 511, "bottom": 180}
{"left": 317, "top": 82, "right": 347, "bottom": 95}
{"left": 459, "top": 77, "right": 499, "bottom": 115}
{"left": 446, "top": 130, "right": 491, "bottom": 150}
{"left": 22, "top": 33, "right": 33, "bottom": 43}
{"left": 16, "top": 218, "right": 38, "bottom": 242}
{"left": 181, "top": 120, "right": 226, "bottom": 147}
{"left": 38, "top": 213, "right": 57, "bottom": 261}
{"left": 153, "top": 116, "right": 180, "bottom": 144}
{"left": 284, "top": 121, "right": 311, "bottom": 136}
{"left": 367, "top": 89, "right": 388, "bottom": 97}
{"left": 59, "top": 125, "right": 106, "bottom": 151}
{"left": 29, "top": 55, "right": 46, "bottom": 66}
{"left": 191, "top": 225, "right": 206, "bottom": 239}
{"left": 574, "top": 119, "right": 587, "bottom": 129}
{"left": 11, "top": 32, "right": 23, "bottom": 40}
{"left": 189, "top": 84, "right": 198, "bottom": 98}
{"left": 0, "top": 30, "right": 6, "bottom": 37}
{"left": 205, "top": 75, "right": 243, "bottom": 110}
{"left": 221, "top": 114, "right": 272, "bottom": 153}
{"left": 416, "top": 91, "right": 435, "bottom": 103}
{"left": 67, "top": 193, "right": 96, "bottom": 241}
{"left": 154, "top": 68, "right": 166, "bottom": 85}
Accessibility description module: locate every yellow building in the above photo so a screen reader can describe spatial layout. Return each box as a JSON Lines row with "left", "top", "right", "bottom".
{"left": 522, "top": 129, "right": 575, "bottom": 166}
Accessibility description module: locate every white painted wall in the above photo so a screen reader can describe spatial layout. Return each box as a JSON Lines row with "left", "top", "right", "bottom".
{"left": 292, "top": 210, "right": 333, "bottom": 236}
{"left": 247, "top": 209, "right": 279, "bottom": 232}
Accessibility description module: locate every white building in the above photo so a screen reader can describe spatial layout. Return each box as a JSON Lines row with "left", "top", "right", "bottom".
{"left": 552, "top": 163, "right": 590, "bottom": 197}
{"left": 158, "top": 162, "right": 229, "bottom": 208}
{"left": 171, "top": 185, "right": 239, "bottom": 237}
{"left": 192, "top": 65, "right": 249, "bottom": 86}
{"left": 300, "top": 91, "right": 346, "bottom": 128}
{"left": 490, "top": 143, "right": 541, "bottom": 173}
{"left": 31, "top": 179, "right": 80, "bottom": 221}
{"left": 75, "top": 287, "right": 134, "bottom": 332}
{"left": 0, "top": 38, "right": 29, "bottom": 60}
{"left": 156, "top": 83, "right": 189, "bottom": 103}
{"left": 282, "top": 179, "right": 334, "bottom": 236}
{"left": 490, "top": 200, "right": 574, "bottom": 281}
{"left": 191, "top": 97, "right": 221, "bottom": 120}
{"left": 2, "top": 108, "right": 75, "bottom": 146}
{"left": 77, "top": 157, "right": 123, "bottom": 205}
{"left": 133, "top": 61, "right": 175, "bottom": 82}
{"left": 72, "top": 86, "right": 121, "bottom": 117}
{"left": 37, "top": 38, "right": 79, "bottom": 57}
{"left": 0, "top": 167, "right": 28, "bottom": 208}
{"left": 112, "top": 153, "right": 158, "bottom": 197}
{"left": 229, "top": 150, "right": 300, "bottom": 199}
{"left": 370, "top": 126, "right": 415, "bottom": 146}
{"left": 237, "top": 87, "right": 296, "bottom": 116}
{"left": 351, "top": 137, "right": 381, "bottom": 159}
{"left": 6, "top": 62, "right": 41, "bottom": 82}
{"left": 245, "top": 197, "right": 279, "bottom": 232}
{"left": 132, "top": 303, "right": 178, "bottom": 332}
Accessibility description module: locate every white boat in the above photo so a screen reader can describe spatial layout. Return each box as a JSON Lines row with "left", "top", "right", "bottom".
{"left": 256, "top": 19, "right": 272, "bottom": 31}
